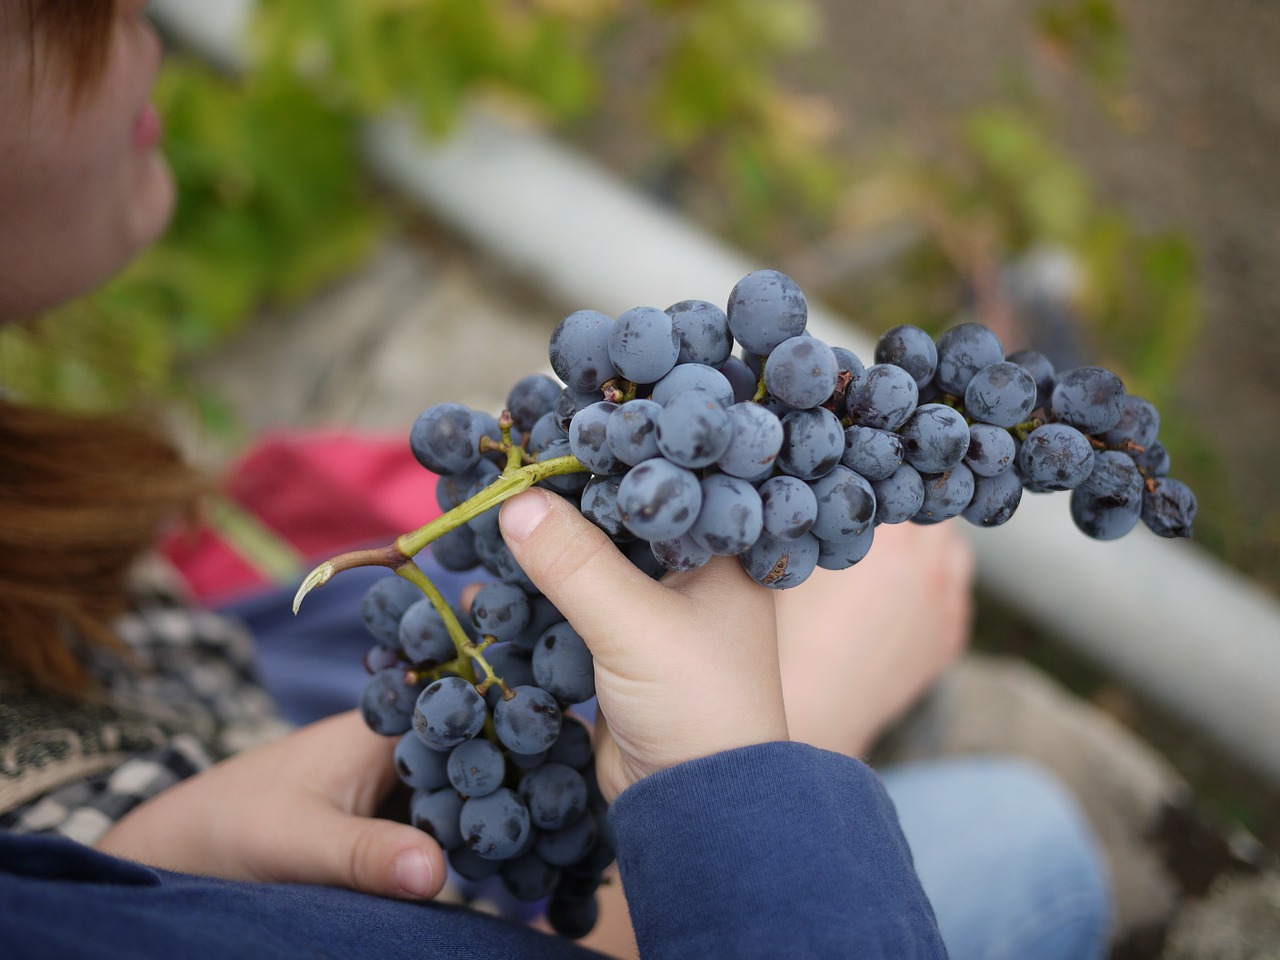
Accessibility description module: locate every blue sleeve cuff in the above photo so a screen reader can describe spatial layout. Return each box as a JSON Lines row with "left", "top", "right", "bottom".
{"left": 608, "top": 741, "right": 946, "bottom": 960}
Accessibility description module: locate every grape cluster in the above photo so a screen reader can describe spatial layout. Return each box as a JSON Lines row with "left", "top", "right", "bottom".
{"left": 346, "top": 268, "right": 1196, "bottom": 939}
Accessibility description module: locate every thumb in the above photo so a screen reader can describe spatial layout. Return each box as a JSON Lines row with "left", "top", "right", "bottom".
{"left": 499, "top": 489, "right": 666, "bottom": 647}
{"left": 275, "top": 800, "right": 448, "bottom": 901}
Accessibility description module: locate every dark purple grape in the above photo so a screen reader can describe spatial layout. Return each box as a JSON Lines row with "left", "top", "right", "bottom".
{"left": 447, "top": 737, "right": 506, "bottom": 799}
{"left": 726, "top": 269, "right": 808, "bottom": 355}
{"left": 1070, "top": 487, "right": 1141, "bottom": 540}
{"left": 1050, "top": 366, "right": 1127, "bottom": 435}
{"left": 1017, "top": 423, "right": 1095, "bottom": 491}
{"left": 616, "top": 457, "right": 702, "bottom": 541}
{"left": 534, "top": 437, "right": 590, "bottom": 496}
{"left": 1101, "top": 395, "right": 1160, "bottom": 449}
{"left": 650, "top": 363, "right": 734, "bottom": 407}
{"left": 361, "top": 667, "right": 424, "bottom": 736}
{"left": 1141, "top": 478, "right": 1196, "bottom": 538}
{"left": 411, "top": 786, "right": 465, "bottom": 849}
{"left": 413, "top": 676, "right": 487, "bottom": 750}
{"left": 605, "top": 398, "right": 663, "bottom": 465}
{"left": 547, "top": 715, "right": 593, "bottom": 770}
{"left": 569, "top": 401, "right": 624, "bottom": 475}
{"left": 470, "top": 580, "right": 532, "bottom": 643}
{"left": 763, "top": 335, "right": 838, "bottom": 409}
{"left": 435, "top": 459, "right": 499, "bottom": 513}
{"left": 449, "top": 844, "right": 503, "bottom": 881}
{"left": 962, "top": 468, "right": 1023, "bottom": 528}
{"left": 875, "top": 324, "right": 937, "bottom": 389}
{"left": 527, "top": 411, "right": 566, "bottom": 453}
{"left": 549, "top": 310, "right": 616, "bottom": 393}
{"left": 717, "top": 355, "right": 759, "bottom": 403}
{"left": 1131, "top": 440, "right": 1170, "bottom": 478}
{"left": 651, "top": 531, "right": 713, "bottom": 573}
{"left": 410, "top": 403, "right": 484, "bottom": 475}
{"left": 741, "top": 532, "right": 820, "bottom": 589}
{"left": 431, "top": 525, "right": 481, "bottom": 573}
{"left": 964, "top": 423, "right": 1016, "bottom": 478}
{"left": 506, "top": 373, "right": 563, "bottom": 434}
{"left": 808, "top": 465, "right": 876, "bottom": 543}
{"left": 934, "top": 323, "right": 1004, "bottom": 396}
{"left": 897, "top": 403, "right": 970, "bottom": 474}
{"left": 717, "top": 402, "right": 784, "bottom": 479}
{"left": 536, "top": 808, "right": 599, "bottom": 867}
{"left": 841, "top": 425, "right": 904, "bottom": 482}
{"left": 1078, "top": 450, "right": 1144, "bottom": 507}
{"left": 667, "top": 299, "right": 732, "bottom": 366}
{"left": 360, "top": 575, "right": 423, "bottom": 646}
{"left": 915, "top": 465, "right": 976, "bottom": 523}
{"left": 480, "top": 643, "right": 535, "bottom": 709}
{"left": 533, "top": 622, "right": 596, "bottom": 705}
{"left": 1006, "top": 348, "right": 1055, "bottom": 412}
{"left": 816, "top": 523, "right": 875, "bottom": 571}
{"left": 399, "top": 598, "right": 456, "bottom": 666}
{"left": 845, "top": 364, "right": 919, "bottom": 431}
{"left": 519, "top": 762, "right": 588, "bottom": 831}
{"left": 395, "top": 731, "right": 451, "bottom": 790}
{"left": 689, "top": 474, "right": 764, "bottom": 556}
{"left": 363, "top": 643, "right": 402, "bottom": 675}
{"left": 554, "top": 387, "right": 600, "bottom": 434}
{"left": 777, "top": 407, "right": 844, "bottom": 481}
{"left": 654, "top": 389, "right": 733, "bottom": 469}
{"left": 547, "top": 891, "right": 600, "bottom": 939}
{"left": 501, "top": 853, "right": 561, "bottom": 902}
{"left": 964, "top": 361, "right": 1038, "bottom": 428}
{"left": 493, "top": 685, "right": 562, "bottom": 754}
{"left": 579, "top": 475, "right": 629, "bottom": 540}
{"left": 608, "top": 306, "right": 680, "bottom": 384}
{"left": 461, "top": 787, "right": 532, "bottom": 861}
{"left": 758, "top": 475, "right": 818, "bottom": 541}
{"left": 872, "top": 465, "right": 925, "bottom": 525}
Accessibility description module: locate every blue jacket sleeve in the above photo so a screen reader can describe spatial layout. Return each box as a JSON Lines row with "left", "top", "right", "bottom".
{"left": 608, "top": 741, "right": 948, "bottom": 960}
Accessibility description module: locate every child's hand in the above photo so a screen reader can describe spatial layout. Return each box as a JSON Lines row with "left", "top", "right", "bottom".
{"left": 499, "top": 489, "right": 789, "bottom": 803}
{"left": 97, "top": 711, "right": 446, "bottom": 900}
{"left": 775, "top": 521, "right": 974, "bottom": 757}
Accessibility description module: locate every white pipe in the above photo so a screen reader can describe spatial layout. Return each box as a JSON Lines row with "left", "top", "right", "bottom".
{"left": 149, "top": 0, "right": 1280, "bottom": 785}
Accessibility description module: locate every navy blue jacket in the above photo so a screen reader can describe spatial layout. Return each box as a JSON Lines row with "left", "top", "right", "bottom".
{"left": 0, "top": 742, "right": 946, "bottom": 959}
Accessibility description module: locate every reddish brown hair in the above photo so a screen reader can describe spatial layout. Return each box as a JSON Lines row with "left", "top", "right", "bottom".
{"left": 2, "top": 1, "right": 205, "bottom": 696}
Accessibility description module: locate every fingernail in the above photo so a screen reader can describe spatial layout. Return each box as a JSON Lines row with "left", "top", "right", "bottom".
{"left": 394, "top": 848, "right": 434, "bottom": 898}
{"left": 500, "top": 490, "right": 551, "bottom": 543}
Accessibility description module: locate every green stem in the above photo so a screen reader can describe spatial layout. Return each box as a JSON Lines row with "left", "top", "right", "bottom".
{"left": 394, "top": 561, "right": 476, "bottom": 681}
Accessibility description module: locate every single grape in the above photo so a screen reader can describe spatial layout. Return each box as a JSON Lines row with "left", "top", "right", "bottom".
{"left": 962, "top": 468, "right": 1023, "bottom": 528}
{"left": 399, "top": 598, "right": 456, "bottom": 666}
{"left": 841, "top": 425, "right": 904, "bottom": 482}
{"left": 897, "top": 403, "right": 970, "bottom": 474}
{"left": 934, "top": 323, "right": 1005, "bottom": 396}
{"left": 872, "top": 464, "right": 925, "bottom": 525}
{"left": 363, "top": 643, "right": 402, "bottom": 675}
{"left": 493, "top": 685, "right": 563, "bottom": 754}
{"left": 360, "top": 575, "right": 423, "bottom": 647}
{"left": 844, "top": 364, "right": 919, "bottom": 432}
{"left": 479, "top": 642, "right": 535, "bottom": 709}
{"left": 777, "top": 407, "right": 844, "bottom": 481}
{"left": 758, "top": 475, "right": 818, "bottom": 541}
{"left": 519, "top": 762, "right": 588, "bottom": 831}
{"left": 534, "top": 437, "right": 591, "bottom": 496}
{"left": 470, "top": 581, "right": 532, "bottom": 643}
{"left": 394, "top": 731, "right": 452, "bottom": 791}
{"left": 717, "top": 402, "right": 784, "bottom": 479}
{"left": 533, "top": 622, "right": 596, "bottom": 705}
{"left": 808, "top": 466, "right": 876, "bottom": 543}
{"left": 605, "top": 398, "right": 663, "bottom": 465}
{"left": 569, "top": 401, "right": 624, "bottom": 475}
{"left": 410, "top": 786, "right": 465, "bottom": 849}
{"left": 667, "top": 299, "right": 732, "bottom": 366}
{"left": 915, "top": 465, "right": 976, "bottom": 523}
{"left": 461, "top": 787, "right": 532, "bottom": 861}
{"left": 506, "top": 373, "right": 563, "bottom": 434}
{"left": 1131, "top": 440, "right": 1171, "bottom": 479}
{"left": 740, "top": 532, "right": 820, "bottom": 590}
{"left": 447, "top": 737, "right": 506, "bottom": 799}
{"left": 536, "top": 808, "right": 600, "bottom": 868}
{"left": 474, "top": 536, "right": 538, "bottom": 593}
{"left": 361, "top": 667, "right": 423, "bottom": 736}
{"left": 875, "top": 324, "right": 937, "bottom": 389}
{"left": 413, "top": 676, "right": 487, "bottom": 750}
{"left": 608, "top": 306, "right": 680, "bottom": 384}
{"left": 687, "top": 474, "right": 764, "bottom": 556}
{"left": 717, "top": 355, "right": 759, "bottom": 403}
{"left": 726, "top": 269, "right": 808, "bottom": 355}
{"left": 449, "top": 844, "right": 503, "bottom": 882}
{"left": 1050, "top": 366, "right": 1127, "bottom": 435}
{"left": 964, "top": 423, "right": 1016, "bottom": 478}
{"left": 435, "top": 459, "right": 499, "bottom": 513}
{"left": 832, "top": 346, "right": 866, "bottom": 386}
{"left": 549, "top": 309, "right": 616, "bottom": 393}
{"left": 1101, "top": 395, "right": 1160, "bottom": 450}
{"left": 650, "top": 363, "right": 734, "bottom": 407}
{"left": 1078, "top": 450, "right": 1144, "bottom": 508}
{"left": 816, "top": 523, "right": 875, "bottom": 571}
{"left": 1141, "top": 477, "right": 1196, "bottom": 538}
{"left": 410, "top": 403, "right": 483, "bottom": 475}
{"left": 964, "top": 361, "right": 1038, "bottom": 428}
{"left": 1070, "top": 487, "right": 1141, "bottom": 541}
{"left": 501, "top": 853, "right": 561, "bottom": 902}
{"left": 579, "top": 475, "right": 629, "bottom": 540}
{"left": 650, "top": 531, "right": 714, "bottom": 573}
{"left": 1005, "top": 349, "right": 1055, "bottom": 412}
{"left": 655, "top": 390, "right": 734, "bottom": 469}
{"left": 547, "top": 892, "right": 600, "bottom": 940}
{"left": 547, "top": 714, "right": 594, "bottom": 770}
{"left": 763, "top": 335, "right": 838, "bottom": 409}
{"left": 554, "top": 387, "right": 600, "bottom": 434}
{"left": 616, "top": 457, "right": 703, "bottom": 541}
{"left": 527, "top": 411, "right": 566, "bottom": 453}
{"left": 431, "top": 525, "right": 481, "bottom": 573}
{"left": 1017, "top": 423, "right": 1095, "bottom": 491}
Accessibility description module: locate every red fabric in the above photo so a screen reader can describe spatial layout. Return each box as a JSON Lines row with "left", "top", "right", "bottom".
{"left": 161, "top": 431, "right": 440, "bottom": 604}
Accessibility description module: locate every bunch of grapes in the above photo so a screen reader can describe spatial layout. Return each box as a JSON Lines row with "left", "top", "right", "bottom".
{"left": 303, "top": 268, "right": 1196, "bottom": 939}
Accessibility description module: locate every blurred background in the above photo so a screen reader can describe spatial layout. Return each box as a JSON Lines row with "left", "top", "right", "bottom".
{"left": 2, "top": 1, "right": 1277, "bottom": 954}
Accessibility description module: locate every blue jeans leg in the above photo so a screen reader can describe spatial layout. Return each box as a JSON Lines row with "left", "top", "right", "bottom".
{"left": 881, "top": 756, "right": 1112, "bottom": 960}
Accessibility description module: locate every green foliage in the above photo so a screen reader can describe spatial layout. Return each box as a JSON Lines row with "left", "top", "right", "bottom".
{"left": 1036, "top": 0, "right": 1128, "bottom": 92}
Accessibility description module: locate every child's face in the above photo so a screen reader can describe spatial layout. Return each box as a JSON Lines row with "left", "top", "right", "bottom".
{"left": 0, "top": 0, "right": 174, "bottom": 323}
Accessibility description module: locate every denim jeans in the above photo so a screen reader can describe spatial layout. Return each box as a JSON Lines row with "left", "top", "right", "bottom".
{"left": 883, "top": 756, "right": 1112, "bottom": 960}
